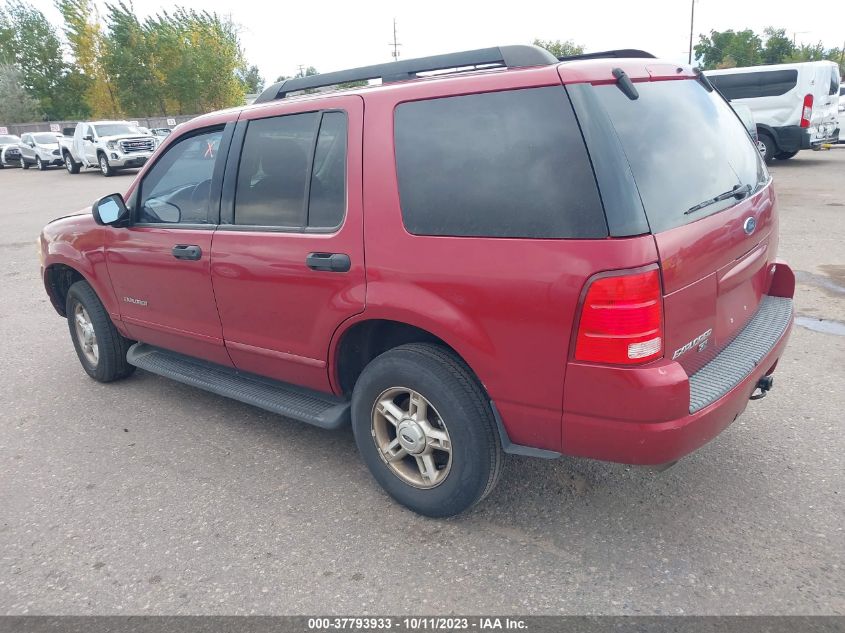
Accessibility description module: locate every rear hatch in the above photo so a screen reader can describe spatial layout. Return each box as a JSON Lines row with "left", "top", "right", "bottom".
{"left": 588, "top": 73, "right": 775, "bottom": 374}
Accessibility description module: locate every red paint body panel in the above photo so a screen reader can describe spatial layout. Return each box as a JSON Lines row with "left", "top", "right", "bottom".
{"left": 563, "top": 317, "right": 793, "bottom": 464}
{"left": 104, "top": 227, "right": 231, "bottom": 366}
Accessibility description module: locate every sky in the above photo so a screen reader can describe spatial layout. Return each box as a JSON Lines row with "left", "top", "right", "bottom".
{"left": 30, "top": 0, "right": 845, "bottom": 84}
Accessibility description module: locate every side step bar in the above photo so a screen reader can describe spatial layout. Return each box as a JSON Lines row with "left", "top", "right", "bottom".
{"left": 126, "top": 343, "right": 350, "bottom": 430}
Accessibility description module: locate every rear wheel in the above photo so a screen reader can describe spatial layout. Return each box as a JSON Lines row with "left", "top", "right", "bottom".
{"left": 758, "top": 132, "right": 777, "bottom": 163}
{"left": 351, "top": 343, "right": 504, "bottom": 517}
{"left": 64, "top": 153, "right": 80, "bottom": 174}
{"left": 98, "top": 153, "right": 115, "bottom": 176}
{"left": 66, "top": 280, "right": 135, "bottom": 382}
{"left": 775, "top": 150, "right": 799, "bottom": 160}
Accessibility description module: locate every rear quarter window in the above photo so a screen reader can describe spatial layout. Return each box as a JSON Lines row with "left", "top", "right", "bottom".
{"left": 393, "top": 86, "right": 607, "bottom": 239}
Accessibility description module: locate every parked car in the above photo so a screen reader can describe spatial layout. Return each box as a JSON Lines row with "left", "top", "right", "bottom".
{"left": 19, "top": 132, "right": 64, "bottom": 170}
{"left": 0, "top": 134, "right": 22, "bottom": 168}
{"left": 151, "top": 127, "right": 172, "bottom": 137}
{"left": 706, "top": 61, "right": 841, "bottom": 162}
{"left": 39, "top": 45, "right": 795, "bottom": 517}
{"left": 61, "top": 121, "right": 157, "bottom": 176}
{"left": 839, "top": 84, "right": 844, "bottom": 143}
{"left": 730, "top": 103, "right": 766, "bottom": 157}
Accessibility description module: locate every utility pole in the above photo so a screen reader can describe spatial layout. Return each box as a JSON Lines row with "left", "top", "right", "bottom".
{"left": 389, "top": 18, "right": 402, "bottom": 60}
{"left": 688, "top": 0, "right": 695, "bottom": 64}
{"left": 792, "top": 31, "right": 809, "bottom": 45}
{"left": 297, "top": 64, "right": 305, "bottom": 78}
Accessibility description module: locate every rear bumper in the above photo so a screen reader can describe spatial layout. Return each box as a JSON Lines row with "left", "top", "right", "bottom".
{"left": 562, "top": 265, "right": 795, "bottom": 465}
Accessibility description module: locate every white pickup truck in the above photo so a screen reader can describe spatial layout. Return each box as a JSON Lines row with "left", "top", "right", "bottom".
{"left": 61, "top": 121, "right": 158, "bottom": 176}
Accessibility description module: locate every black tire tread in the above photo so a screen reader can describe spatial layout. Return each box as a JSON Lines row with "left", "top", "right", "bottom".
{"left": 66, "top": 280, "right": 135, "bottom": 382}
{"left": 374, "top": 343, "right": 504, "bottom": 506}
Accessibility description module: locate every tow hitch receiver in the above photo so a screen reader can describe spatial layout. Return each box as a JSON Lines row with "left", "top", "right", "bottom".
{"left": 750, "top": 375, "right": 774, "bottom": 400}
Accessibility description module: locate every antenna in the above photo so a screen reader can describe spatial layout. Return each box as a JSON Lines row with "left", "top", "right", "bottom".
{"left": 389, "top": 18, "right": 402, "bottom": 60}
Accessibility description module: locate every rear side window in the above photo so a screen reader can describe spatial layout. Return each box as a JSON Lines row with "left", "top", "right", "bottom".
{"left": 708, "top": 69, "right": 798, "bottom": 99}
{"left": 394, "top": 87, "right": 607, "bottom": 239}
{"left": 234, "top": 111, "right": 347, "bottom": 229}
{"left": 594, "top": 79, "right": 767, "bottom": 233}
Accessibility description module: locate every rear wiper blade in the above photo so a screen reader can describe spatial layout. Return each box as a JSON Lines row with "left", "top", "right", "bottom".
{"left": 684, "top": 183, "right": 752, "bottom": 215}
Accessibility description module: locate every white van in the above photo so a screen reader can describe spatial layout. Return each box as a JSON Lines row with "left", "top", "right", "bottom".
{"left": 706, "top": 61, "right": 841, "bottom": 162}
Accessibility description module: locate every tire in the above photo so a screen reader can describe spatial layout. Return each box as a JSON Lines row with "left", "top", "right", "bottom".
{"left": 758, "top": 133, "right": 777, "bottom": 164}
{"left": 64, "top": 153, "right": 80, "bottom": 174}
{"left": 351, "top": 343, "right": 504, "bottom": 517}
{"left": 36, "top": 156, "right": 46, "bottom": 171}
{"left": 775, "top": 150, "right": 799, "bottom": 160}
{"left": 20, "top": 158, "right": 29, "bottom": 170}
{"left": 98, "top": 153, "right": 115, "bottom": 177}
{"left": 66, "top": 280, "right": 135, "bottom": 383}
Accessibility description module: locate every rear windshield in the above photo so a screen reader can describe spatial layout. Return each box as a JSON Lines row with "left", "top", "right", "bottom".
{"left": 394, "top": 86, "right": 607, "bottom": 239}
{"left": 593, "top": 79, "right": 767, "bottom": 233}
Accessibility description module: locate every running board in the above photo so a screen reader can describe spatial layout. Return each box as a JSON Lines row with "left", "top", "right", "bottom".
{"left": 126, "top": 343, "right": 350, "bottom": 430}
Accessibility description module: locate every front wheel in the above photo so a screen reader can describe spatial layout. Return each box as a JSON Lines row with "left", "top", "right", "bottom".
{"left": 64, "top": 153, "right": 80, "bottom": 174}
{"left": 20, "top": 157, "right": 29, "bottom": 170}
{"left": 36, "top": 156, "right": 46, "bottom": 171}
{"left": 66, "top": 281, "right": 135, "bottom": 382}
{"left": 98, "top": 154, "right": 115, "bottom": 176}
{"left": 775, "top": 150, "right": 799, "bottom": 160}
{"left": 351, "top": 343, "right": 504, "bottom": 517}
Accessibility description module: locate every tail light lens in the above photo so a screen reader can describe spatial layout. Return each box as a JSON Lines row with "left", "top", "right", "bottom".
{"left": 575, "top": 268, "right": 663, "bottom": 365}
{"left": 800, "top": 94, "right": 813, "bottom": 128}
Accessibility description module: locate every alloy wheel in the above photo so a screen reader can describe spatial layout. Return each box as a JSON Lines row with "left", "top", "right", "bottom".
{"left": 73, "top": 303, "right": 99, "bottom": 366}
{"left": 371, "top": 387, "right": 452, "bottom": 488}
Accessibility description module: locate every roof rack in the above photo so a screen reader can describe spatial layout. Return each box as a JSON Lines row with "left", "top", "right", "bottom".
{"left": 557, "top": 49, "right": 656, "bottom": 61}
{"left": 254, "top": 45, "right": 559, "bottom": 103}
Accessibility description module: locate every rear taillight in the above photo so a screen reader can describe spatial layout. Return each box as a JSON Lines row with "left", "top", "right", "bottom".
{"left": 800, "top": 94, "right": 813, "bottom": 128}
{"left": 574, "top": 268, "right": 663, "bottom": 365}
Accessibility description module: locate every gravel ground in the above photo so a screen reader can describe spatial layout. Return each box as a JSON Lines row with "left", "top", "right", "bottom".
{"left": 0, "top": 151, "right": 843, "bottom": 615}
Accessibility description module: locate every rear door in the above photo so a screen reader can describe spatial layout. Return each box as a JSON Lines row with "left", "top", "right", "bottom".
{"left": 210, "top": 95, "right": 365, "bottom": 393}
{"left": 589, "top": 76, "right": 774, "bottom": 374}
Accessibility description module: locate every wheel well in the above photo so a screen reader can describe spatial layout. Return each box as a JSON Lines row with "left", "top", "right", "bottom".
{"left": 44, "top": 264, "right": 85, "bottom": 317}
{"left": 335, "top": 320, "right": 464, "bottom": 396}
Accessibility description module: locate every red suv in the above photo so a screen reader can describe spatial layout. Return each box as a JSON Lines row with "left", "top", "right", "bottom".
{"left": 39, "top": 45, "right": 795, "bottom": 517}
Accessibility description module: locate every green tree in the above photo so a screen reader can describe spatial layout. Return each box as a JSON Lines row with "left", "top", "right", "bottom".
{"left": 533, "top": 38, "right": 584, "bottom": 58}
{"left": 0, "top": 62, "right": 39, "bottom": 122}
{"left": 56, "top": 0, "right": 120, "bottom": 117}
{"left": 694, "top": 29, "right": 762, "bottom": 69}
{"left": 0, "top": 0, "right": 66, "bottom": 118}
{"left": 238, "top": 63, "right": 264, "bottom": 93}
{"left": 102, "top": 1, "right": 167, "bottom": 115}
{"left": 762, "top": 27, "right": 795, "bottom": 65}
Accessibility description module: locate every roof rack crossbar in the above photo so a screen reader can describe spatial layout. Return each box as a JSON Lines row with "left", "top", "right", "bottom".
{"left": 557, "top": 49, "right": 656, "bottom": 61}
{"left": 255, "top": 45, "right": 559, "bottom": 103}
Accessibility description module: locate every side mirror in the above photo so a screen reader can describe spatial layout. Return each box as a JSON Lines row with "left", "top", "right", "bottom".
{"left": 84, "top": 134, "right": 94, "bottom": 142}
{"left": 93, "top": 194, "right": 130, "bottom": 226}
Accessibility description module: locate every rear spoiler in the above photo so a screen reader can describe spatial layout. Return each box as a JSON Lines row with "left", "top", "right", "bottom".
{"left": 558, "top": 49, "right": 656, "bottom": 62}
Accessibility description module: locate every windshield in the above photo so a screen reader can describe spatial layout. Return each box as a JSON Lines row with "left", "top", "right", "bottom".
{"left": 0, "top": 135, "right": 20, "bottom": 144}
{"left": 33, "top": 133, "right": 59, "bottom": 144}
{"left": 93, "top": 124, "right": 145, "bottom": 137}
{"left": 593, "top": 78, "right": 767, "bottom": 233}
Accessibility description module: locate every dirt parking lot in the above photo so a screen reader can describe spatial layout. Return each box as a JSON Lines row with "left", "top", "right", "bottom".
{"left": 0, "top": 151, "right": 843, "bottom": 615}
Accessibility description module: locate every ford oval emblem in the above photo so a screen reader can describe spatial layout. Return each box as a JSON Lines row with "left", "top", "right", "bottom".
{"left": 743, "top": 217, "right": 757, "bottom": 235}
